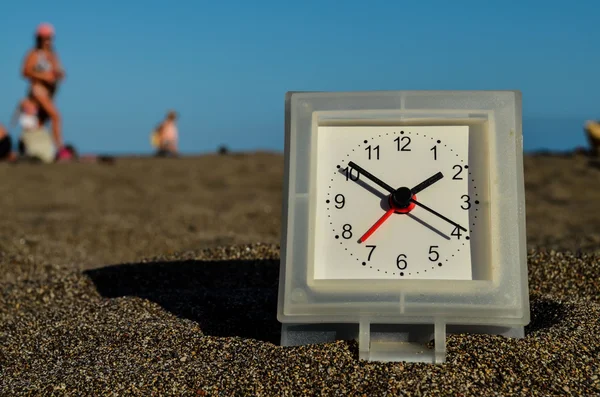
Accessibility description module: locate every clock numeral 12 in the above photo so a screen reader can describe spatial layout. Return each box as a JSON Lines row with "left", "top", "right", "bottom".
{"left": 394, "top": 136, "right": 411, "bottom": 151}
{"left": 365, "top": 145, "right": 380, "bottom": 160}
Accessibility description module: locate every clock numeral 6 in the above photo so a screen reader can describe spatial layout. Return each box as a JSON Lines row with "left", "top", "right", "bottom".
{"left": 428, "top": 246, "right": 439, "bottom": 262}
{"left": 343, "top": 167, "right": 360, "bottom": 181}
{"left": 396, "top": 254, "right": 408, "bottom": 270}
{"left": 334, "top": 194, "right": 345, "bottom": 209}
{"left": 342, "top": 224, "right": 353, "bottom": 239}
{"left": 366, "top": 245, "right": 376, "bottom": 261}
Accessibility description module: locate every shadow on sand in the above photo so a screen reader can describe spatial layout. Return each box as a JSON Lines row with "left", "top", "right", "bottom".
{"left": 85, "top": 259, "right": 281, "bottom": 344}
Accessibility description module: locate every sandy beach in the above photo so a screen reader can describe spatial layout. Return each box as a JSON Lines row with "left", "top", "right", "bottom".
{"left": 1, "top": 151, "right": 599, "bottom": 396}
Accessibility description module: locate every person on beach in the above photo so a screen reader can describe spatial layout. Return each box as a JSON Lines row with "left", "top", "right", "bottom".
{"left": 584, "top": 120, "right": 600, "bottom": 157}
{"left": 21, "top": 23, "right": 66, "bottom": 154}
{"left": 152, "top": 110, "right": 179, "bottom": 157}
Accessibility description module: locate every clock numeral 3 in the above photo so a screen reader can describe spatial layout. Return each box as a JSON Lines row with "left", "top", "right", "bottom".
{"left": 428, "top": 246, "right": 439, "bottom": 262}
{"left": 461, "top": 194, "right": 471, "bottom": 210}
{"left": 394, "top": 136, "right": 411, "bottom": 151}
{"left": 366, "top": 245, "right": 376, "bottom": 261}
{"left": 396, "top": 254, "right": 408, "bottom": 270}
{"left": 342, "top": 167, "right": 360, "bottom": 181}
{"left": 452, "top": 165, "right": 463, "bottom": 180}
{"left": 342, "top": 224, "right": 353, "bottom": 239}
{"left": 365, "top": 145, "right": 380, "bottom": 160}
{"left": 334, "top": 194, "right": 345, "bottom": 209}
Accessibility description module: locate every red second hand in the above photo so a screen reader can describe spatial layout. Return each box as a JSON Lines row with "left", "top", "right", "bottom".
{"left": 359, "top": 208, "right": 396, "bottom": 243}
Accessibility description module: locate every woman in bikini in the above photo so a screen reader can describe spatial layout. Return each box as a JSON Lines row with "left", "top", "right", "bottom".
{"left": 21, "top": 23, "right": 66, "bottom": 151}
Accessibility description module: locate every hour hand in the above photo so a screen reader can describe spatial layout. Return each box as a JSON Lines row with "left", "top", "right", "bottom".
{"left": 411, "top": 172, "right": 443, "bottom": 195}
{"left": 347, "top": 161, "right": 395, "bottom": 193}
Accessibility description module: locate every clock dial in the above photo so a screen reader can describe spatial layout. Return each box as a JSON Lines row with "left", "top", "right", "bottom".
{"left": 313, "top": 126, "right": 477, "bottom": 280}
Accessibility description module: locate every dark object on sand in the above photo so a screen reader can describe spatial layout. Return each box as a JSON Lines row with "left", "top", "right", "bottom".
{"left": 0, "top": 134, "right": 12, "bottom": 160}
{"left": 218, "top": 145, "right": 229, "bottom": 155}
{"left": 155, "top": 149, "right": 178, "bottom": 158}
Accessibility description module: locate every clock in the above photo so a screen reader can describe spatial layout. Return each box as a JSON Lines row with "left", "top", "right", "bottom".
{"left": 278, "top": 91, "right": 529, "bottom": 364}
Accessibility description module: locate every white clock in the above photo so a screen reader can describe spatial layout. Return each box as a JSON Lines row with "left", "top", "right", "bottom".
{"left": 278, "top": 91, "right": 529, "bottom": 364}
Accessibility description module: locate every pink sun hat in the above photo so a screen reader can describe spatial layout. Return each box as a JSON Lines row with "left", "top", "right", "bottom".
{"left": 36, "top": 23, "right": 55, "bottom": 38}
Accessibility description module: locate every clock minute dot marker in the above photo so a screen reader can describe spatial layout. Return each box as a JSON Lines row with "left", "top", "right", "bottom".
{"left": 363, "top": 140, "right": 368, "bottom": 144}
{"left": 362, "top": 262, "right": 366, "bottom": 266}
{"left": 336, "top": 164, "right": 340, "bottom": 168}
{"left": 400, "top": 272, "right": 404, "bottom": 276}
{"left": 326, "top": 200, "right": 330, "bottom": 203}
{"left": 437, "top": 140, "right": 441, "bottom": 144}
{"left": 335, "top": 235, "right": 339, "bottom": 239}
{"left": 400, "top": 131, "right": 404, "bottom": 134}
{"left": 475, "top": 200, "right": 480, "bottom": 204}
{"left": 438, "top": 263, "right": 442, "bottom": 267}
{"left": 466, "top": 236, "right": 470, "bottom": 240}
{"left": 464, "top": 165, "right": 469, "bottom": 169}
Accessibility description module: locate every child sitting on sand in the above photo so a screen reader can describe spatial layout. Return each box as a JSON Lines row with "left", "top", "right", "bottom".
{"left": 10, "top": 96, "right": 74, "bottom": 163}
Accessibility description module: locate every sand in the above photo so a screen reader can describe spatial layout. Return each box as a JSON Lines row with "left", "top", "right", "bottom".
{"left": 0, "top": 152, "right": 599, "bottom": 396}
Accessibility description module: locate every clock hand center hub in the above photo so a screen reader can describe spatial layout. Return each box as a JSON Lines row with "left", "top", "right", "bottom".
{"left": 389, "top": 187, "right": 417, "bottom": 214}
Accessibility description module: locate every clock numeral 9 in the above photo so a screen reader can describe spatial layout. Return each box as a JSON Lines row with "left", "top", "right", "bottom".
{"left": 428, "top": 246, "right": 439, "bottom": 262}
{"left": 366, "top": 245, "right": 376, "bottom": 261}
{"left": 461, "top": 194, "right": 471, "bottom": 210}
{"left": 342, "top": 167, "right": 360, "bottom": 181}
{"left": 396, "top": 254, "right": 408, "bottom": 270}
{"left": 334, "top": 194, "right": 345, "bottom": 209}
{"left": 453, "top": 165, "right": 463, "bottom": 180}
{"left": 342, "top": 224, "right": 353, "bottom": 239}
{"left": 394, "top": 136, "right": 411, "bottom": 152}
{"left": 365, "top": 145, "right": 380, "bottom": 160}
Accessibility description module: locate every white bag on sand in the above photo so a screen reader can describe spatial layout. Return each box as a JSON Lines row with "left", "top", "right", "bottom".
{"left": 20, "top": 128, "right": 56, "bottom": 164}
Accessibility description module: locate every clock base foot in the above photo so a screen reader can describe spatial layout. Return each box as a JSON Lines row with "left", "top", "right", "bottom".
{"left": 280, "top": 322, "right": 525, "bottom": 364}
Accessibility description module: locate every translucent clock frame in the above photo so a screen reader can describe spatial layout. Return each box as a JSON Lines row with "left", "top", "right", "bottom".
{"left": 278, "top": 90, "right": 529, "bottom": 363}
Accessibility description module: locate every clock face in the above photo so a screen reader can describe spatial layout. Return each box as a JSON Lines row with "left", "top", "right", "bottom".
{"left": 312, "top": 125, "right": 478, "bottom": 281}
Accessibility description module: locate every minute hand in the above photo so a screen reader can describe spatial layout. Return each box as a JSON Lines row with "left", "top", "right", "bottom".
{"left": 347, "top": 161, "right": 395, "bottom": 193}
{"left": 410, "top": 199, "right": 467, "bottom": 232}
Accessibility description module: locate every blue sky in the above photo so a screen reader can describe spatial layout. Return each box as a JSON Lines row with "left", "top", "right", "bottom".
{"left": 1, "top": 0, "right": 599, "bottom": 154}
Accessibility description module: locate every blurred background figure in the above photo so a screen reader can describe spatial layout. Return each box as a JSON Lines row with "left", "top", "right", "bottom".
{"left": 0, "top": 123, "right": 16, "bottom": 161}
{"left": 584, "top": 120, "right": 600, "bottom": 157}
{"left": 21, "top": 23, "right": 67, "bottom": 157}
{"left": 151, "top": 110, "right": 179, "bottom": 157}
